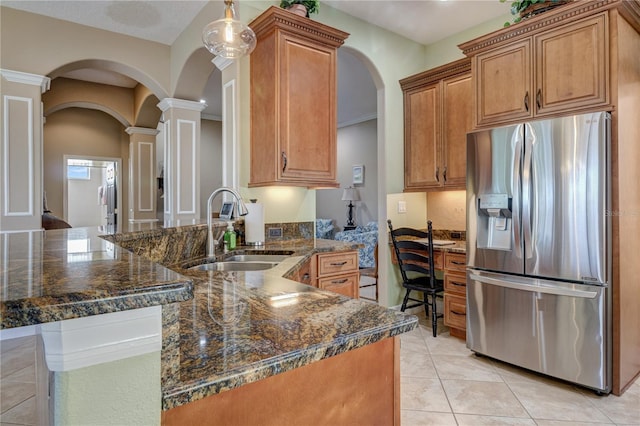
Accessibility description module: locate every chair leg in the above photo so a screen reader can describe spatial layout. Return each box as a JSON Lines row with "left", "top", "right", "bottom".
{"left": 422, "top": 292, "right": 429, "bottom": 319}
{"left": 400, "top": 290, "right": 411, "bottom": 312}
{"left": 431, "top": 294, "right": 438, "bottom": 338}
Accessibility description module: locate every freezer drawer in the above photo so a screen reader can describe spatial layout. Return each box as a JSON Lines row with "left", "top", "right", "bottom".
{"left": 466, "top": 269, "right": 610, "bottom": 392}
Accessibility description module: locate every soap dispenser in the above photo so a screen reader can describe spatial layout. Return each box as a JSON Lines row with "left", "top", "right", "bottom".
{"left": 223, "top": 222, "right": 236, "bottom": 251}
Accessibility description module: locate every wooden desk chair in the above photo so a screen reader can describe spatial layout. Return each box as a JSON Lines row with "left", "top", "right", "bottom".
{"left": 387, "top": 219, "right": 444, "bottom": 337}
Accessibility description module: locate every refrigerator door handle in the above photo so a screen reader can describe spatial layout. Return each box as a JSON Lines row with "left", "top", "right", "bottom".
{"left": 469, "top": 271, "right": 598, "bottom": 299}
{"left": 512, "top": 139, "right": 523, "bottom": 259}
{"left": 522, "top": 124, "right": 534, "bottom": 258}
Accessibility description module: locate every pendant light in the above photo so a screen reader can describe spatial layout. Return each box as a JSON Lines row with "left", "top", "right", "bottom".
{"left": 202, "top": 0, "right": 256, "bottom": 59}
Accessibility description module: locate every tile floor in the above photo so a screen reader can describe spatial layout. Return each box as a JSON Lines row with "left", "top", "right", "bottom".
{"left": 401, "top": 312, "right": 640, "bottom": 426}
{"left": 1, "top": 335, "right": 38, "bottom": 426}
{"left": 1, "top": 314, "right": 639, "bottom": 426}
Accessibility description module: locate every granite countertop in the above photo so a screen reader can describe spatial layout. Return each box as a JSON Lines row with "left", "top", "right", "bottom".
{"left": 0, "top": 227, "right": 193, "bottom": 329}
{"left": 1, "top": 224, "right": 418, "bottom": 412}
{"left": 159, "top": 238, "right": 418, "bottom": 410}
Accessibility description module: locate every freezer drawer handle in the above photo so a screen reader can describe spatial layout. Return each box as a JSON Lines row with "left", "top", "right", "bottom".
{"left": 469, "top": 272, "right": 598, "bottom": 298}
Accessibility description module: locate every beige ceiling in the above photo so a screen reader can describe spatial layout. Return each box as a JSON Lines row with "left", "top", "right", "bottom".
{"left": 2, "top": 0, "right": 509, "bottom": 46}
{"left": 1, "top": 1, "right": 509, "bottom": 123}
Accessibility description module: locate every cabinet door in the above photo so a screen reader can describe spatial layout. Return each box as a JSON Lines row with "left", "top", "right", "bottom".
{"left": 535, "top": 13, "right": 608, "bottom": 115}
{"left": 318, "top": 273, "right": 359, "bottom": 298}
{"left": 475, "top": 39, "right": 532, "bottom": 127}
{"left": 442, "top": 74, "right": 472, "bottom": 188}
{"left": 279, "top": 34, "right": 337, "bottom": 183}
{"left": 404, "top": 84, "right": 440, "bottom": 190}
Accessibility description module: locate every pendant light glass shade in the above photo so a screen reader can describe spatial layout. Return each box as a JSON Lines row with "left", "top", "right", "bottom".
{"left": 202, "top": 0, "right": 256, "bottom": 59}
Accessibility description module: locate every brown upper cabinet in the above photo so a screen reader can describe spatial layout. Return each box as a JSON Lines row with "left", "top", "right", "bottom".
{"left": 248, "top": 7, "right": 349, "bottom": 188}
{"left": 461, "top": 9, "right": 609, "bottom": 128}
{"left": 400, "top": 58, "right": 472, "bottom": 191}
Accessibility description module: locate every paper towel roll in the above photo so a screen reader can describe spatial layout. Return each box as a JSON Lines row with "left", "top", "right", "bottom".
{"left": 245, "top": 203, "right": 265, "bottom": 245}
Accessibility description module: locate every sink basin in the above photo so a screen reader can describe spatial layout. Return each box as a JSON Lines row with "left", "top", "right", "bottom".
{"left": 224, "top": 254, "right": 291, "bottom": 262}
{"left": 186, "top": 253, "right": 293, "bottom": 272}
{"left": 190, "top": 261, "right": 280, "bottom": 272}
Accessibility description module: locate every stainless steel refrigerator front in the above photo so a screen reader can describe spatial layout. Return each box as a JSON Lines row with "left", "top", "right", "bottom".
{"left": 466, "top": 112, "right": 611, "bottom": 393}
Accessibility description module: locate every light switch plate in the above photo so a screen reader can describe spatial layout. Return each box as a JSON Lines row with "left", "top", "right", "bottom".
{"left": 397, "top": 201, "right": 407, "bottom": 214}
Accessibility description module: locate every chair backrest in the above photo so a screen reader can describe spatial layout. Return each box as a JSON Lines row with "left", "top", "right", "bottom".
{"left": 387, "top": 219, "right": 437, "bottom": 288}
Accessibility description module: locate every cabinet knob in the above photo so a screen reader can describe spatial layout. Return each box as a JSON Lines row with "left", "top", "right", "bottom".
{"left": 443, "top": 166, "right": 447, "bottom": 182}
{"left": 524, "top": 91, "right": 530, "bottom": 112}
{"left": 536, "top": 89, "right": 542, "bottom": 109}
{"left": 281, "top": 151, "right": 287, "bottom": 173}
{"left": 435, "top": 167, "right": 440, "bottom": 182}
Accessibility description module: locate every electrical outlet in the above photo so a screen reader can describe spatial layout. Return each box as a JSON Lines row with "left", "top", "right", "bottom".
{"left": 268, "top": 227, "right": 283, "bottom": 238}
{"left": 397, "top": 201, "right": 407, "bottom": 214}
{"left": 451, "top": 231, "right": 461, "bottom": 240}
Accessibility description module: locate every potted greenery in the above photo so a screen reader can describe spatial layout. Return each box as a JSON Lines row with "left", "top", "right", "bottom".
{"left": 501, "top": 0, "right": 569, "bottom": 26}
{"left": 280, "top": 0, "right": 319, "bottom": 17}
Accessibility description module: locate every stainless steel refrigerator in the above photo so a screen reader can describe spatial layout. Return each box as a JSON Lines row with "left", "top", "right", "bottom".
{"left": 466, "top": 111, "right": 611, "bottom": 393}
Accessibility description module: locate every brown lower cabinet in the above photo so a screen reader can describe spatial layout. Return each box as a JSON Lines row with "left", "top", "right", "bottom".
{"left": 162, "top": 337, "right": 400, "bottom": 425}
{"left": 443, "top": 252, "right": 467, "bottom": 340}
{"left": 312, "top": 251, "right": 359, "bottom": 298}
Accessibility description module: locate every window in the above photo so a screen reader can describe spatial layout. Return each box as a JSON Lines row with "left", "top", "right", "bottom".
{"left": 67, "top": 165, "right": 90, "bottom": 180}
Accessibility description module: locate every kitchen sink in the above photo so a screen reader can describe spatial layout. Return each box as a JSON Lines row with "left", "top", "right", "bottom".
{"left": 189, "top": 261, "right": 280, "bottom": 272}
{"left": 185, "top": 253, "right": 293, "bottom": 272}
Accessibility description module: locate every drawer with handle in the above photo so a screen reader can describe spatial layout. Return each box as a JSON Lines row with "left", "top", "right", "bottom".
{"left": 317, "top": 251, "right": 358, "bottom": 276}
{"left": 318, "top": 272, "right": 359, "bottom": 298}
{"left": 444, "top": 252, "right": 467, "bottom": 273}
{"left": 444, "top": 293, "right": 467, "bottom": 330}
{"left": 444, "top": 272, "right": 467, "bottom": 296}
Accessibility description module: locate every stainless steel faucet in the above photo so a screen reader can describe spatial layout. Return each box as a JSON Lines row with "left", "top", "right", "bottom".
{"left": 206, "top": 187, "right": 249, "bottom": 257}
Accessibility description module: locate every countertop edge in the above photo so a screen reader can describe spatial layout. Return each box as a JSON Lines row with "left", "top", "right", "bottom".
{"left": 161, "top": 314, "right": 418, "bottom": 410}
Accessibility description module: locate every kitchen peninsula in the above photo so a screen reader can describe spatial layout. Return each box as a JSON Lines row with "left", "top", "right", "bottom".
{"left": 0, "top": 223, "right": 417, "bottom": 425}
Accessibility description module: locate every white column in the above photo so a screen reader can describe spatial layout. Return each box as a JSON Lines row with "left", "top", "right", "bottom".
{"left": 40, "top": 306, "right": 163, "bottom": 425}
{"left": 126, "top": 127, "right": 159, "bottom": 222}
{"left": 214, "top": 57, "right": 240, "bottom": 190}
{"left": 157, "top": 99, "right": 206, "bottom": 223}
{"left": 0, "top": 70, "right": 50, "bottom": 231}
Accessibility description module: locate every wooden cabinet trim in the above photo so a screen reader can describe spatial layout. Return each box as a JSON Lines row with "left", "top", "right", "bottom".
{"left": 458, "top": 0, "right": 624, "bottom": 56}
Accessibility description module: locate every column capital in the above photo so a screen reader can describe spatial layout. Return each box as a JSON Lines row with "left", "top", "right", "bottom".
{"left": 1, "top": 69, "right": 51, "bottom": 93}
{"left": 157, "top": 98, "right": 206, "bottom": 112}
{"left": 212, "top": 56, "right": 233, "bottom": 71}
{"left": 125, "top": 126, "right": 160, "bottom": 136}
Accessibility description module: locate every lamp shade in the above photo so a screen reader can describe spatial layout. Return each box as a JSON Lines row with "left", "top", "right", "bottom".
{"left": 341, "top": 187, "right": 360, "bottom": 201}
{"left": 202, "top": 0, "right": 256, "bottom": 59}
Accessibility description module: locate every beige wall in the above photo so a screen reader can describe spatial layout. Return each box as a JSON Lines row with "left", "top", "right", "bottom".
{"left": 0, "top": 7, "right": 171, "bottom": 99}
{"left": 427, "top": 191, "right": 467, "bottom": 231}
{"left": 200, "top": 119, "right": 224, "bottom": 216}
{"left": 44, "top": 108, "right": 129, "bottom": 223}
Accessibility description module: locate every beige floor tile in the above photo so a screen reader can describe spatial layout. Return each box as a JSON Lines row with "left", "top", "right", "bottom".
{"left": 0, "top": 396, "right": 36, "bottom": 425}
{"left": 0, "top": 380, "right": 35, "bottom": 414}
{"left": 507, "top": 380, "right": 611, "bottom": 423}
{"left": 432, "top": 354, "right": 502, "bottom": 382}
{"left": 402, "top": 409, "right": 457, "bottom": 426}
{"left": 400, "top": 330, "right": 428, "bottom": 353}
{"left": 423, "top": 331, "right": 469, "bottom": 356}
{"left": 401, "top": 349, "right": 438, "bottom": 379}
{"left": 0, "top": 348, "right": 34, "bottom": 380}
{"left": 579, "top": 381, "right": 640, "bottom": 425}
{"left": 455, "top": 413, "right": 537, "bottom": 425}
{"left": 442, "top": 379, "right": 529, "bottom": 418}
{"left": 533, "top": 421, "right": 613, "bottom": 426}
{"left": 0, "top": 337, "right": 35, "bottom": 357}
{"left": 401, "top": 377, "right": 451, "bottom": 413}
{"left": 1, "top": 364, "right": 36, "bottom": 385}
